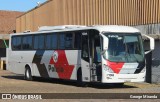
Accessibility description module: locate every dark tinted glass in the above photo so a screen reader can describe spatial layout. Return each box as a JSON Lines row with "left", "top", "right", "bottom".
{"left": 34, "top": 35, "right": 44, "bottom": 49}
{"left": 74, "top": 32, "right": 81, "bottom": 49}
{"left": 22, "top": 36, "right": 32, "bottom": 50}
{"left": 46, "top": 35, "right": 52, "bottom": 49}
{"left": 65, "top": 33, "right": 73, "bottom": 49}
{"left": 59, "top": 34, "right": 65, "bottom": 49}
{"left": 59, "top": 33, "right": 73, "bottom": 49}
{"left": 51, "top": 34, "right": 57, "bottom": 49}
{"left": 12, "top": 36, "right": 21, "bottom": 50}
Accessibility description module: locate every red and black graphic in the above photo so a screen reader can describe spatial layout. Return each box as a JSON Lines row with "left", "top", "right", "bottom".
{"left": 134, "top": 61, "right": 145, "bottom": 74}
{"left": 106, "top": 60, "right": 145, "bottom": 74}
{"left": 49, "top": 50, "right": 74, "bottom": 79}
{"left": 32, "top": 50, "right": 49, "bottom": 78}
{"left": 107, "top": 60, "right": 124, "bottom": 74}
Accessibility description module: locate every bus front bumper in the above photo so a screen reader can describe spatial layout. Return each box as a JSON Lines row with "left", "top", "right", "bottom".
{"left": 102, "top": 72, "right": 146, "bottom": 83}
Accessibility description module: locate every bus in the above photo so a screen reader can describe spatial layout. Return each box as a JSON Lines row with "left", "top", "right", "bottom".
{"left": 7, "top": 25, "right": 154, "bottom": 86}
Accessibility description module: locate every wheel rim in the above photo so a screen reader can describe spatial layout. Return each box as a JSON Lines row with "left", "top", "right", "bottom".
{"left": 26, "top": 69, "right": 30, "bottom": 79}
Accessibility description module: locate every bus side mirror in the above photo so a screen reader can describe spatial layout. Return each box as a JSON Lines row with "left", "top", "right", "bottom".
{"left": 142, "top": 34, "right": 155, "bottom": 54}
{"left": 103, "top": 36, "right": 109, "bottom": 50}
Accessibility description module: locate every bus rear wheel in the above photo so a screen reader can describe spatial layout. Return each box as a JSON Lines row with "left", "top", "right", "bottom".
{"left": 25, "top": 67, "right": 33, "bottom": 81}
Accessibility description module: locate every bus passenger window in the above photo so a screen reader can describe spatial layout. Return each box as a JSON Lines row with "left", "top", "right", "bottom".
{"left": 46, "top": 34, "right": 58, "bottom": 49}
{"left": 46, "top": 35, "right": 52, "bottom": 49}
{"left": 59, "top": 34, "right": 65, "bottom": 49}
{"left": 59, "top": 33, "right": 73, "bottom": 49}
{"left": 74, "top": 33, "right": 81, "bottom": 49}
{"left": 52, "top": 34, "right": 57, "bottom": 49}
{"left": 34, "top": 36, "right": 39, "bottom": 49}
{"left": 22, "top": 36, "right": 32, "bottom": 50}
{"left": 65, "top": 33, "right": 73, "bottom": 49}
{"left": 34, "top": 35, "right": 44, "bottom": 49}
{"left": 12, "top": 36, "right": 22, "bottom": 50}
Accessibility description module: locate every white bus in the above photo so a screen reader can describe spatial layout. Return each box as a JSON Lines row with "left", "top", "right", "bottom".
{"left": 7, "top": 25, "right": 154, "bottom": 86}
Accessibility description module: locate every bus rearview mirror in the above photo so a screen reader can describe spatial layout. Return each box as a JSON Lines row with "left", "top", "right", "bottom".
{"left": 103, "top": 37, "right": 109, "bottom": 50}
{"left": 142, "top": 34, "right": 155, "bottom": 54}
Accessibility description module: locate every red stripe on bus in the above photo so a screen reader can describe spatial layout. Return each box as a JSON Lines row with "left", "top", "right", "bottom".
{"left": 49, "top": 50, "right": 74, "bottom": 79}
{"left": 107, "top": 60, "right": 124, "bottom": 74}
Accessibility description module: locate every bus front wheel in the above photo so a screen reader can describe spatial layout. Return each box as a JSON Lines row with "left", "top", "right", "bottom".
{"left": 25, "top": 67, "right": 33, "bottom": 81}
{"left": 114, "top": 83, "right": 124, "bottom": 87}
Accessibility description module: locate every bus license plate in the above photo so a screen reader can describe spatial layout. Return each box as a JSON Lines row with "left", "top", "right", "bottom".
{"left": 125, "top": 80, "right": 131, "bottom": 82}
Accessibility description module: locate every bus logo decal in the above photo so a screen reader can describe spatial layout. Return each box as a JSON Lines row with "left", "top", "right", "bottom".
{"left": 53, "top": 51, "right": 58, "bottom": 63}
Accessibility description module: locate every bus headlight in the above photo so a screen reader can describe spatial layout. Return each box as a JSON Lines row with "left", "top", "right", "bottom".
{"left": 103, "top": 64, "right": 114, "bottom": 73}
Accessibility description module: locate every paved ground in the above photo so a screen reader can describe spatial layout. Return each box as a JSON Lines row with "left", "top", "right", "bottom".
{"left": 0, "top": 69, "right": 160, "bottom": 102}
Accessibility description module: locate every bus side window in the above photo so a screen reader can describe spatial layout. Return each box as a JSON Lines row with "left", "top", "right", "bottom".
{"left": 22, "top": 36, "right": 33, "bottom": 50}
{"left": 46, "top": 34, "right": 52, "bottom": 49}
{"left": 51, "top": 34, "right": 58, "bottom": 49}
{"left": 65, "top": 33, "right": 73, "bottom": 49}
{"left": 59, "top": 34, "right": 65, "bottom": 49}
{"left": 59, "top": 33, "right": 73, "bottom": 49}
{"left": 34, "top": 35, "right": 45, "bottom": 50}
{"left": 46, "top": 33, "right": 58, "bottom": 49}
{"left": 74, "top": 32, "right": 81, "bottom": 49}
{"left": 12, "top": 37, "right": 16, "bottom": 50}
{"left": 12, "top": 36, "right": 22, "bottom": 50}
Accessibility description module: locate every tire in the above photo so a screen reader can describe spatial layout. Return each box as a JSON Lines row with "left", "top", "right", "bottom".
{"left": 77, "top": 69, "right": 87, "bottom": 87}
{"left": 25, "top": 67, "right": 33, "bottom": 81}
{"left": 114, "top": 83, "right": 124, "bottom": 87}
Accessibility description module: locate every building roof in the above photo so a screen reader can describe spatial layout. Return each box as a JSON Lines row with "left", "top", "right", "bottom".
{"left": 0, "top": 34, "right": 9, "bottom": 40}
{"left": 0, "top": 10, "right": 23, "bottom": 34}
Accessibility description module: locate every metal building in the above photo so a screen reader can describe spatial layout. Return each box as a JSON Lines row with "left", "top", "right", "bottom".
{"left": 16, "top": 0, "right": 160, "bottom": 33}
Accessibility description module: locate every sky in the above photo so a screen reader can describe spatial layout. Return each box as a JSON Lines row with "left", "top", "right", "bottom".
{"left": 0, "top": 0, "right": 47, "bottom": 12}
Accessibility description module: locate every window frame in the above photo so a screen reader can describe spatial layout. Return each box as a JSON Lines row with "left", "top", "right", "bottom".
{"left": 11, "top": 31, "right": 84, "bottom": 51}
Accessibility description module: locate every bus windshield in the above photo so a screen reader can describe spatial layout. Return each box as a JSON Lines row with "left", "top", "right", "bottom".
{"left": 104, "top": 33, "right": 144, "bottom": 63}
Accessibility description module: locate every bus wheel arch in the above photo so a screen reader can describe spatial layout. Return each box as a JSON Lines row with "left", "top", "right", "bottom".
{"left": 24, "top": 65, "right": 33, "bottom": 81}
{"left": 77, "top": 68, "right": 82, "bottom": 82}
{"left": 77, "top": 67, "right": 87, "bottom": 87}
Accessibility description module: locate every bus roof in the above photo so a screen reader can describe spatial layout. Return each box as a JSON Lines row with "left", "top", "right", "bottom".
{"left": 12, "top": 25, "right": 140, "bottom": 35}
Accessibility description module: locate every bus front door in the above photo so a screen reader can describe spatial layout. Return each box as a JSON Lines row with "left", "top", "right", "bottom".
{"left": 81, "top": 32, "right": 91, "bottom": 82}
{"left": 90, "top": 34, "right": 102, "bottom": 82}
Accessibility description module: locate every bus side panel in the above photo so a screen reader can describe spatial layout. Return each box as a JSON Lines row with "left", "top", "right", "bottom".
{"left": 65, "top": 50, "right": 80, "bottom": 80}
{"left": 32, "top": 63, "right": 41, "bottom": 77}
{"left": 40, "top": 50, "right": 59, "bottom": 78}
{"left": 41, "top": 50, "right": 79, "bottom": 80}
{"left": 7, "top": 48, "right": 17, "bottom": 73}
{"left": 7, "top": 50, "right": 36, "bottom": 75}
{"left": 7, "top": 50, "right": 25, "bottom": 74}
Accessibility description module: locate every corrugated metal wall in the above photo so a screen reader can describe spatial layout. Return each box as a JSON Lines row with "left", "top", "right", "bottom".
{"left": 16, "top": 0, "right": 160, "bottom": 32}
